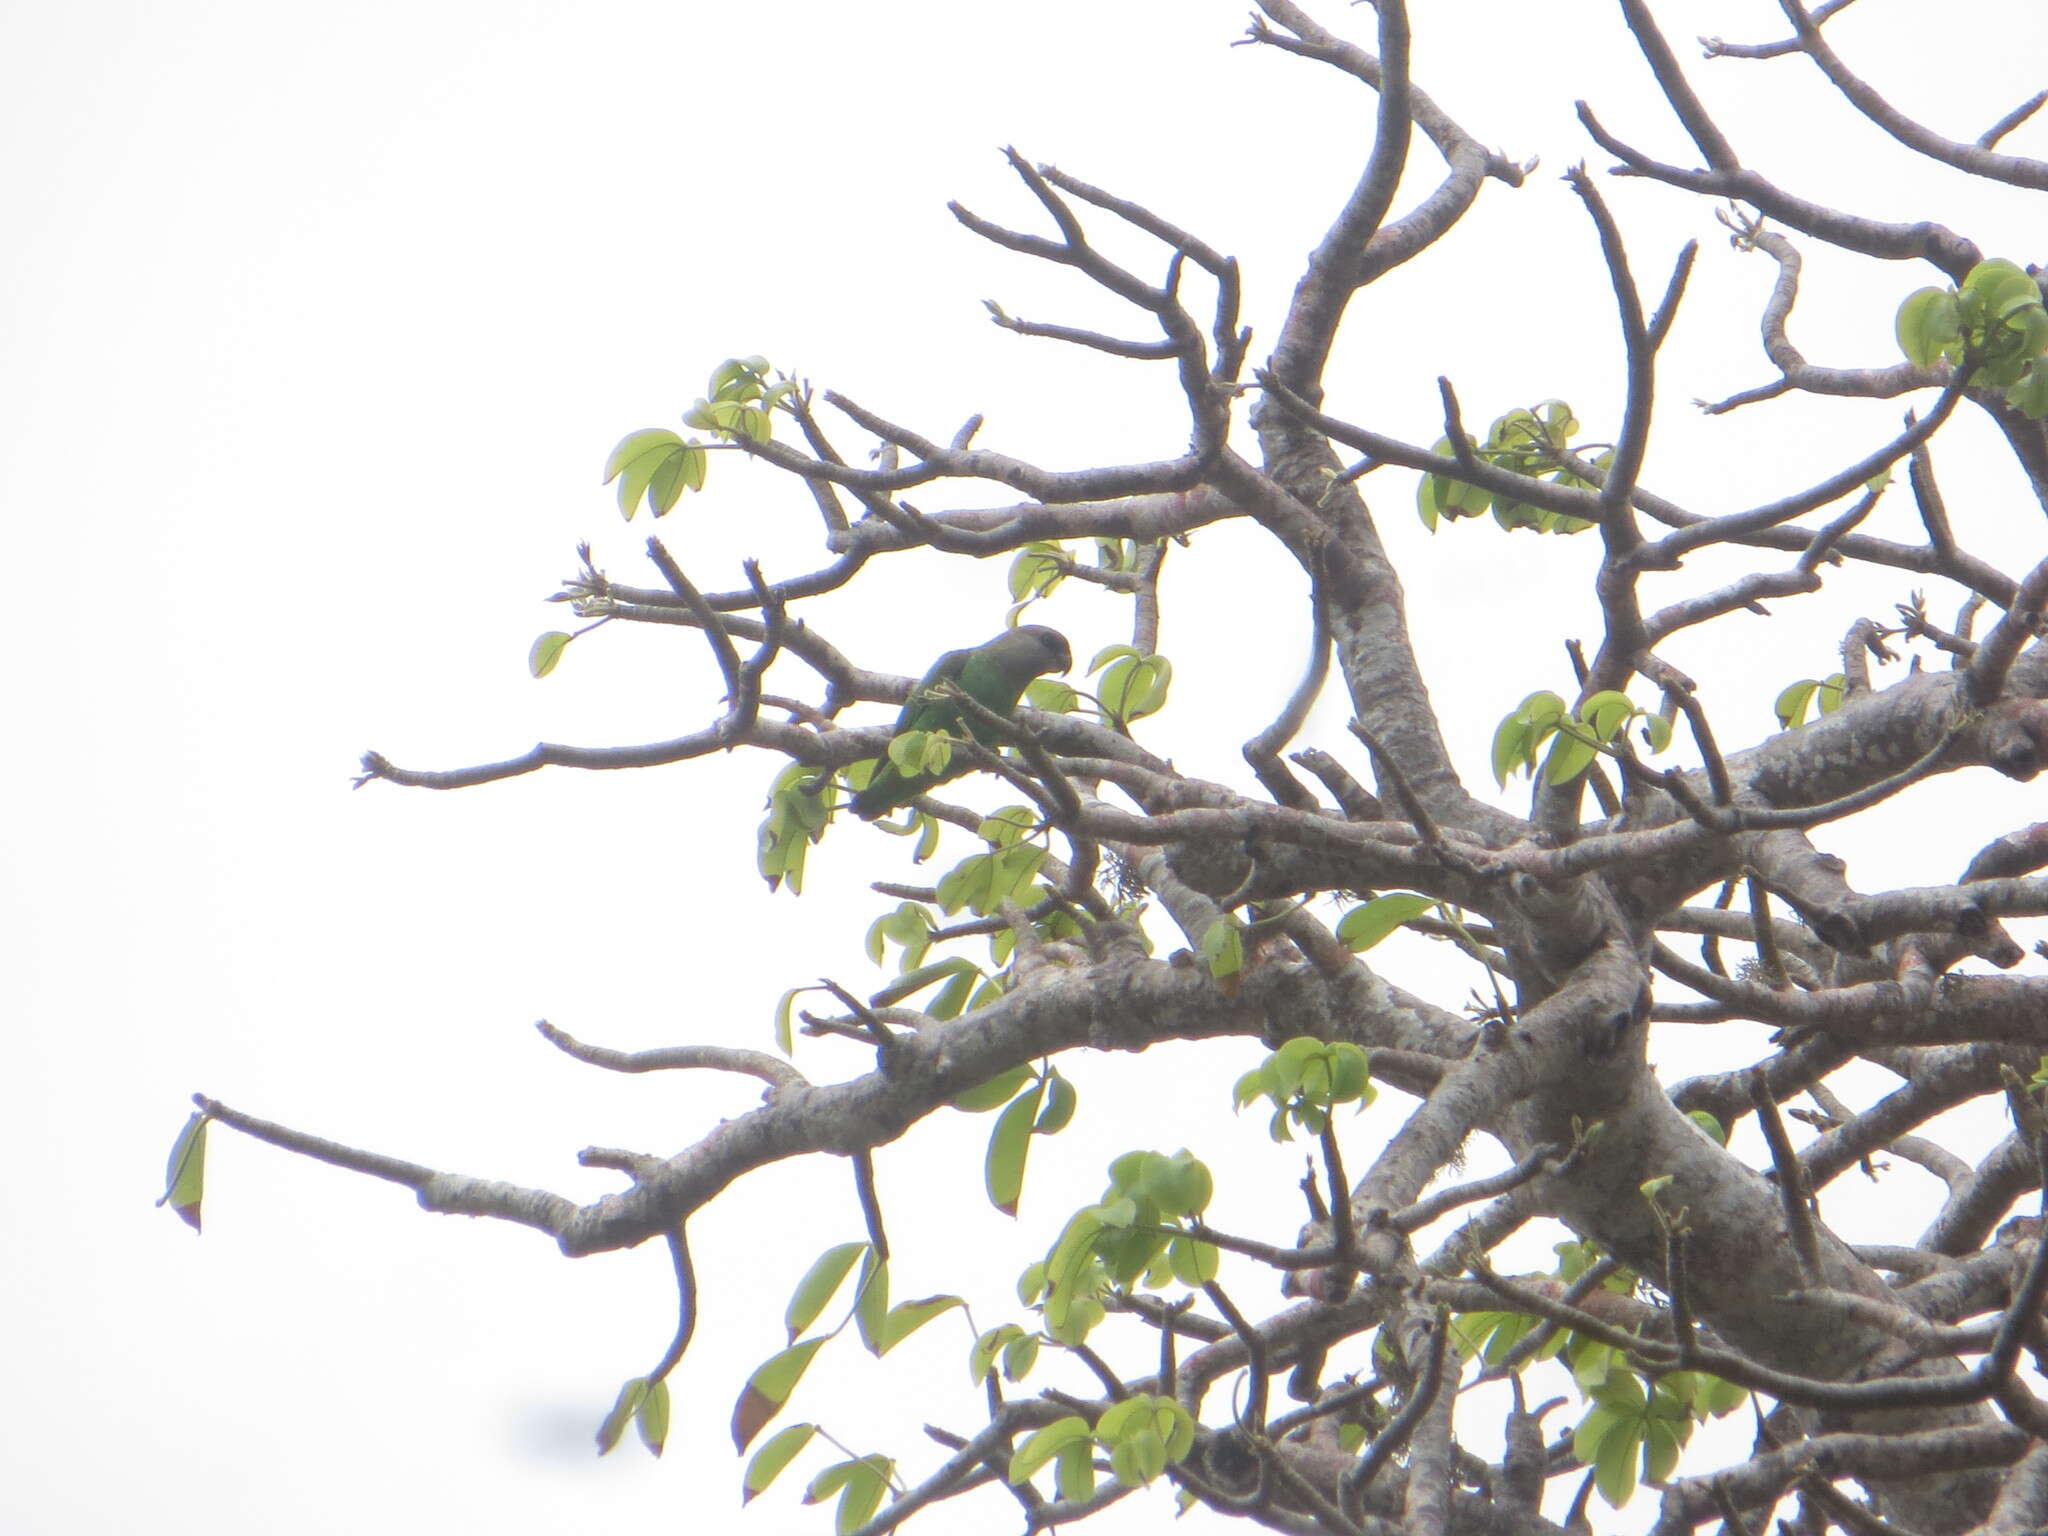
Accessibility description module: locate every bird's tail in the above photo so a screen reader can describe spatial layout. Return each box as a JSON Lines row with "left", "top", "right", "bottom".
{"left": 849, "top": 768, "right": 904, "bottom": 821}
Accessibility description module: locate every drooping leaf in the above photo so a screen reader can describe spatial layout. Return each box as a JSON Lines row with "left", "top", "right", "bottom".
{"left": 986, "top": 1080, "right": 1047, "bottom": 1215}
{"left": 970, "top": 1323, "right": 1023, "bottom": 1383}
{"left": 731, "top": 1337, "right": 828, "bottom": 1451}
{"left": 158, "top": 1111, "right": 208, "bottom": 1233}
{"left": 1540, "top": 727, "right": 1600, "bottom": 786}
{"left": 1054, "top": 1439, "right": 1096, "bottom": 1503}
{"left": 604, "top": 428, "right": 693, "bottom": 520}
{"left": 876, "top": 1294, "right": 965, "bottom": 1354}
{"left": 1008, "top": 1415, "right": 1092, "bottom": 1483}
{"left": 953, "top": 1065, "right": 1034, "bottom": 1113}
{"left": 528, "top": 632, "right": 572, "bottom": 679}
{"left": 832, "top": 1459, "right": 891, "bottom": 1535}
{"left": 635, "top": 1378, "right": 670, "bottom": 1456}
{"left": 743, "top": 1422, "right": 818, "bottom": 1503}
{"left": 1001, "top": 1331, "right": 1040, "bottom": 1382}
{"left": 1166, "top": 1234, "right": 1220, "bottom": 1285}
{"left": 1035, "top": 1072, "right": 1077, "bottom": 1134}
{"left": 785, "top": 1241, "right": 869, "bottom": 1342}
{"left": 1773, "top": 678, "right": 1819, "bottom": 730}
{"left": 853, "top": 1251, "right": 890, "bottom": 1356}
{"left": 773, "top": 987, "right": 807, "bottom": 1055}
{"left": 1583, "top": 691, "right": 1635, "bottom": 743}
{"left": 597, "top": 1377, "right": 650, "bottom": 1455}
{"left": 804, "top": 1456, "right": 893, "bottom": 1536}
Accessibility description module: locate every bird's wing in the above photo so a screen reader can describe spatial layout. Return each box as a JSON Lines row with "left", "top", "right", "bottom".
{"left": 890, "top": 646, "right": 974, "bottom": 736}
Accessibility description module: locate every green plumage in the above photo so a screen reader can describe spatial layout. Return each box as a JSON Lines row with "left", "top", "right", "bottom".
{"left": 851, "top": 626, "right": 1073, "bottom": 820}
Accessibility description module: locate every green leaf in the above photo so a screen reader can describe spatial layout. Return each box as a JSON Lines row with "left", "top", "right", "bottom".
{"left": 635, "top": 1378, "right": 670, "bottom": 1457}
{"left": 604, "top": 428, "right": 692, "bottom": 520}
{"left": 1024, "top": 678, "right": 1077, "bottom": 713}
{"left": 1773, "top": 678, "right": 1819, "bottom": 730}
{"left": 1592, "top": 1416, "right": 1641, "bottom": 1507}
{"left": 804, "top": 1455, "right": 893, "bottom": 1536}
{"left": 1335, "top": 892, "right": 1435, "bottom": 952}
{"left": 877, "top": 1294, "right": 965, "bottom": 1354}
{"left": 1582, "top": 691, "right": 1635, "bottom": 743}
{"left": 1640, "top": 1174, "right": 1675, "bottom": 1201}
{"left": 773, "top": 987, "right": 807, "bottom": 1055}
{"left": 978, "top": 806, "right": 1037, "bottom": 848}
{"left": 731, "top": 1337, "right": 827, "bottom": 1451}
{"left": 1009, "top": 1416, "right": 1092, "bottom": 1483}
{"left": 954, "top": 1065, "right": 1034, "bottom": 1113}
{"left": 1417, "top": 441, "right": 1493, "bottom": 529}
{"left": 708, "top": 356, "right": 770, "bottom": 398}
{"left": 853, "top": 1251, "right": 890, "bottom": 1356}
{"left": 1001, "top": 1331, "right": 1039, "bottom": 1381}
{"left": 1167, "top": 1234, "right": 1220, "bottom": 1285}
{"left": 1540, "top": 727, "right": 1599, "bottom": 785}
{"left": 1036, "top": 1072, "right": 1077, "bottom": 1134}
{"left": 1095, "top": 651, "right": 1172, "bottom": 723}
{"left": 1688, "top": 1372, "right": 1747, "bottom": 1418}
{"left": 785, "top": 1241, "right": 869, "bottom": 1343}
{"left": 1643, "top": 1415, "right": 1685, "bottom": 1485}
{"left": 2007, "top": 363, "right": 2048, "bottom": 420}
{"left": 1896, "top": 286, "right": 1962, "bottom": 368}
{"left": 1963, "top": 259, "right": 2040, "bottom": 318}
{"left": 870, "top": 957, "right": 980, "bottom": 1011}
{"left": 990, "top": 843, "right": 1048, "bottom": 908}
{"left": 1096, "top": 1395, "right": 1194, "bottom": 1484}
{"left": 831, "top": 1459, "right": 891, "bottom": 1535}
{"left": 970, "top": 1324, "right": 1022, "bottom": 1383}
{"left": 743, "top": 1423, "right": 817, "bottom": 1503}
{"left": 927, "top": 965, "right": 979, "bottom": 1021}
{"left": 888, "top": 729, "right": 933, "bottom": 773}
{"left": 158, "top": 1111, "right": 208, "bottom": 1233}
{"left": 1685, "top": 1109, "right": 1726, "bottom": 1145}
{"left": 986, "top": 1081, "right": 1047, "bottom": 1215}
{"left": 1017, "top": 1260, "right": 1049, "bottom": 1306}
{"left": 1054, "top": 1439, "right": 1096, "bottom": 1503}
{"left": 1492, "top": 691, "right": 1567, "bottom": 785}
{"left": 1199, "top": 918, "right": 1244, "bottom": 981}
{"left": 528, "top": 632, "right": 572, "bottom": 679}
{"left": 936, "top": 852, "right": 995, "bottom": 916}
{"left": 597, "top": 1377, "right": 649, "bottom": 1456}
{"left": 1008, "top": 541, "right": 1068, "bottom": 601}
{"left": 1140, "top": 1150, "right": 1214, "bottom": 1217}
{"left": 865, "top": 903, "right": 932, "bottom": 968}
{"left": 1491, "top": 716, "right": 1531, "bottom": 788}
{"left": 1572, "top": 1339, "right": 1626, "bottom": 1393}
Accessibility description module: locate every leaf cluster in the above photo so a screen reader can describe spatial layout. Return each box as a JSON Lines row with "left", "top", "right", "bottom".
{"left": 1417, "top": 401, "right": 1602, "bottom": 534}
{"left": 1232, "top": 1036, "right": 1375, "bottom": 1142}
{"left": 1491, "top": 689, "right": 1672, "bottom": 788}
{"left": 1019, "top": 1150, "right": 1219, "bottom": 1346}
{"left": 1008, "top": 1394, "right": 1197, "bottom": 1502}
{"left": 1897, "top": 259, "right": 2048, "bottom": 417}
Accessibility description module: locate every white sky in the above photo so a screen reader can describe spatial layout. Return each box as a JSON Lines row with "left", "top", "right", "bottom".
{"left": 8, "top": 3, "right": 2047, "bottom": 1533}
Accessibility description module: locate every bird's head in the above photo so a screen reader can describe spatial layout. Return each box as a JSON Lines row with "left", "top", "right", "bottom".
{"left": 1016, "top": 625, "right": 1073, "bottom": 677}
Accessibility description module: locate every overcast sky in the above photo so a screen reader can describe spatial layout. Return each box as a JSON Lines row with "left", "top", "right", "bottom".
{"left": 8, "top": 3, "right": 2047, "bottom": 1533}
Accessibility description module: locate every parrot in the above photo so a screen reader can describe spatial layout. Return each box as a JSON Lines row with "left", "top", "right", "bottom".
{"left": 850, "top": 625, "right": 1073, "bottom": 820}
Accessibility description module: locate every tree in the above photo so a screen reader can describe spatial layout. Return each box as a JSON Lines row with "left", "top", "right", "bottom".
{"left": 162, "top": 2, "right": 2048, "bottom": 1532}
